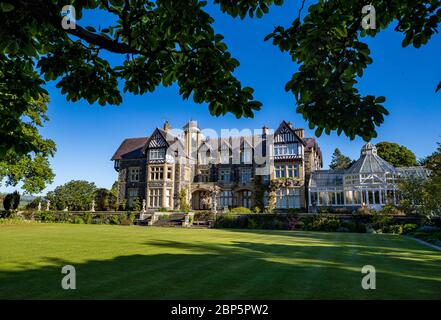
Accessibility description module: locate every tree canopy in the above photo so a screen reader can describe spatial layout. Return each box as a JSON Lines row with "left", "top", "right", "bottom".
{"left": 375, "top": 141, "right": 417, "bottom": 167}
{"left": 46, "top": 180, "right": 96, "bottom": 211}
{"left": 329, "top": 148, "right": 353, "bottom": 170}
{"left": 0, "top": 60, "right": 55, "bottom": 194}
{"left": 1, "top": 0, "right": 440, "bottom": 191}
{"left": 398, "top": 142, "right": 441, "bottom": 217}
{"left": 95, "top": 187, "right": 117, "bottom": 211}
{"left": 419, "top": 142, "right": 441, "bottom": 176}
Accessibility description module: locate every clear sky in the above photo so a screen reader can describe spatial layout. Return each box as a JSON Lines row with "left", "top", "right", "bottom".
{"left": 2, "top": 2, "right": 441, "bottom": 195}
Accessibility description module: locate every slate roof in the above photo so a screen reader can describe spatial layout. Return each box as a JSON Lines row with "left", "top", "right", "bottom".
{"left": 304, "top": 137, "right": 322, "bottom": 158}
{"left": 111, "top": 137, "right": 148, "bottom": 160}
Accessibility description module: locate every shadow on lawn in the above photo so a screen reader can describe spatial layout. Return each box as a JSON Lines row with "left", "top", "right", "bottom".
{"left": 1, "top": 234, "right": 441, "bottom": 300}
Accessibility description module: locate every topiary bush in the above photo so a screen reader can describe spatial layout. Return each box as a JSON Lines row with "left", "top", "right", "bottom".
{"left": 3, "top": 191, "right": 20, "bottom": 211}
{"left": 230, "top": 207, "right": 252, "bottom": 214}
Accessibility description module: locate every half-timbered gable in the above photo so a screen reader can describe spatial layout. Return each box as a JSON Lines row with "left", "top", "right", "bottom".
{"left": 273, "top": 121, "right": 306, "bottom": 161}
{"left": 112, "top": 120, "right": 323, "bottom": 212}
{"left": 145, "top": 128, "right": 169, "bottom": 164}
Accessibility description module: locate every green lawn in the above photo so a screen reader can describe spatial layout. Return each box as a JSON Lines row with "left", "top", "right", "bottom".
{"left": 1, "top": 223, "right": 440, "bottom": 299}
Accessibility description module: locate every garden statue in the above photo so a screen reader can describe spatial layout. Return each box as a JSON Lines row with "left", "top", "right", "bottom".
{"left": 46, "top": 200, "right": 50, "bottom": 211}
{"left": 209, "top": 186, "right": 221, "bottom": 215}
{"left": 142, "top": 199, "right": 146, "bottom": 213}
{"left": 37, "top": 201, "right": 42, "bottom": 212}
{"left": 200, "top": 192, "right": 211, "bottom": 209}
{"left": 91, "top": 200, "right": 95, "bottom": 212}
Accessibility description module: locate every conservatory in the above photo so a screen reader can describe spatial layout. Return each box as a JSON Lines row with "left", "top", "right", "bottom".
{"left": 308, "top": 143, "right": 429, "bottom": 211}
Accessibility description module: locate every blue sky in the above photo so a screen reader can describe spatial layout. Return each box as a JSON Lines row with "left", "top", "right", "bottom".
{"left": 2, "top": 2, "right": 441, "bottom": 195}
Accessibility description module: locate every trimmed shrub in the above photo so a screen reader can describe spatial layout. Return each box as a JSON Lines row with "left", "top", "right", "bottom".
{"left": 230, "top": 207, "right": 252, "bottom": 214}
{"left": 193, "top": 211, "right": 214, "bottom": 221}
{"left": 302, "top": 215, "right": 341, "bottom": 232}
{"left": 379, "top": 205, "right": 405, "bottom": 216}
{"left": 0, "top": 217, "right": 38, "bottom": 225}
{"left": 402, "top": 223, "right": 418, "bottom": 234}
{"left": 0, "top": 210, "right": 16, "bottom": 219}
{"left": 82, "top": 212, "right": 93, "bottom": 224}
{"left": 109, "top": 215, "right": 120, "bottom": 225}
{"left": 119, "top": 212, "right": 135, "bottom": 225}
{"left": 34, "top": 211, "right": 55, "bottom": 222}
{"left": 354, "top": 206, "right": 374, "bottom": 216}
{"left": 73, "top": 216, "right": 84, "bottom": 224}
{"left": 386, "top": 224, "right": 404, "bottom": 235}
{"left": 287, "top": 215, "right": 302, "bottom": 230}
{"left": 57, "top": 212, "right": 73, "bottom": 223}
{"left": 372, "top": 214, "right": 394, "bottom": 232}
{"left": 340, "top": 220, "right": 367, "bottom": 233}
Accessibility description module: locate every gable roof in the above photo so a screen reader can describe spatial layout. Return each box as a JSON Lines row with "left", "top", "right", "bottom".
{"left": 274, "top": 121, "right": 307, "bottom": 146}
{"left": 111, "top": 137, "right": 148, "bottom": 160}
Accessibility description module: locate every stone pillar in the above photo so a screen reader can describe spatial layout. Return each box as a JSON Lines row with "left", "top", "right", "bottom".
{"left": 171, "top": 163, "right": 175, "bottom": 209}
{"left": 162, "top": 163, "right": 167, "bottom": 208}
{"left": 146, "top": 165, "right": 150, "bottom": 209}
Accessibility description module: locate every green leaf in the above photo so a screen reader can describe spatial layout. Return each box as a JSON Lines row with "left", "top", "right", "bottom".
{"left": 0, "top": 2, "right": 14, "bottom": 12}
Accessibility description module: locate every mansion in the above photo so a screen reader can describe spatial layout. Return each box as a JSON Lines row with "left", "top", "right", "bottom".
{"left": 112, "top": 120, "right": 428, "bottom": 213}
{"left": 112, "top": 120, "right": 323, "bottom": 211}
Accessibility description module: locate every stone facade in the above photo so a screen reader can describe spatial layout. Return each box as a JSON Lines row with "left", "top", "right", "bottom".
{"left": 111, "top": 120, "right": 323, "bottom": 212}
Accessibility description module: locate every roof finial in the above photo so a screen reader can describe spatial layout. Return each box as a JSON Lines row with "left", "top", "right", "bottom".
{"left": 361, "top": 142, "right": 377, "bottom": 156}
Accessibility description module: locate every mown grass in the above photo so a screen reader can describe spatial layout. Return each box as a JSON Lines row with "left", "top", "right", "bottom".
{"left": 0, "top": 224, "right": 440, "bottom": 299}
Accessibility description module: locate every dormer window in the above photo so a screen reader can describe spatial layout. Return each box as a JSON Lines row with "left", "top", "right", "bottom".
{"left": 149, "top": 148, "right": 165, "bottom": 160}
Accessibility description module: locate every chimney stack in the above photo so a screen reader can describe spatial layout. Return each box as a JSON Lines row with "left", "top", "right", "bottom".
{"left": 294, "top": 128, "right": 304, "bottom": 138}
{"left": 163, "top": 121, "right": 171, "bottom": 132}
